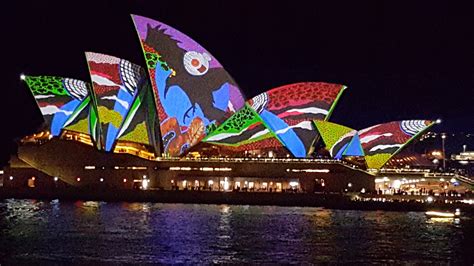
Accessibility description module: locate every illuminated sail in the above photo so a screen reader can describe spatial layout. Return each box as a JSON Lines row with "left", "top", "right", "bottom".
{"left": 314, "top": 120, "right": 358, "bottom": 158}
{"left": 203, "top": 104, "right": 284, "bottom": 153}
{"left": 359, "top": 120, "right": 435, "bottom": 169}
{"left": 131, "top": 15, "right": 245, "bottom": 156}
{"left": 248, "top": 82, "right": 346, "bottom": 157}
{"left": 85, "top": 52, "right": 153, "bottom": 151}
{"left": 24, "top": 75, "right": 88, "bottom": 136}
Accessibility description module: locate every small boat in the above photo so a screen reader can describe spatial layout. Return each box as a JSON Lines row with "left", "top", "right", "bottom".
{"left": 425, "top": 208, "right": 461, "bottom": 218}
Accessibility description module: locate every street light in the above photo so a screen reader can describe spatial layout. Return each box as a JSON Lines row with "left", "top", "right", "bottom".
{"left": 441, "top": 133, "right": 446, "bottom": 170}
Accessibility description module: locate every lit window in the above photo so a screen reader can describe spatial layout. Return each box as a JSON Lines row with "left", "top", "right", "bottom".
{"left": 249, "top": 182, "right": 254, "bottom": 189}
{"left": 289, "top": 181, "right": 299, "bottom": 188}
{"left": 142, "top": 179, "right": 149, "bottom": 190}
{"left": 223, "top": 177, "right": 229, "bottom": 190}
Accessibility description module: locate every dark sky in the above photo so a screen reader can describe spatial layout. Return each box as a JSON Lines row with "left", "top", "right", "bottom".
{"left": 1, "top": 1, "right": 473, "bottom": 164}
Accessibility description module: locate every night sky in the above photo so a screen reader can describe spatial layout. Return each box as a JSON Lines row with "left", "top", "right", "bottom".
{"left": 1, "top": 1, "right": 473, "bottom": 165}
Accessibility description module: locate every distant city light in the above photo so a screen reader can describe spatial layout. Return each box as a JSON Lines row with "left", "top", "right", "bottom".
{"left": 393, "top": 180, "right": 401, "bottom": 189}
{"left": 435, "top": 119, "right": 442, "bottom": 124}
{"left": 223, "top": 177, "right": 229, "bottom": 190}
{"left": 100, "top": 178, "right": 104, "bottom": 182}
{"left": 20, "top": 74, "right": 26, "bottom": 81}
{"left": 54, "top": 177, "right": 59, "bottom": 182}
{"left": 455, "top": 209, "right": 461, "bottom": 216}
{"left": 9, "top": 176, "right": 13, "bottom": 180}
{"left": 123, "top": 178, "right": 127, "bottom": 183}
{"left": 425, "top": 211, "right": 454, "bottom": 217}
{"left": 142, "top": 179, "right": 149, "bottom": 190}
{"left": 76, "top": 177, "right": 81, "bottom": 182}
{"left": 426, "top": 196, "right": 434, "bottom": 203}
{"left": 289, "top": 181, "right": 299, "bottom": 187}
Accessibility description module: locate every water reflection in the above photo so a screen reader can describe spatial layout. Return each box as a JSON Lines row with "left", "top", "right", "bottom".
{"left": 427, "top": 217, "right": 461, "bottom": 225}
{"left": 0, "top": 200, "right": 472, "bottom": 264}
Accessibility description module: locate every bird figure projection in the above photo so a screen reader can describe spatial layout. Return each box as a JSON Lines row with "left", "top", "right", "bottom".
{"left": 132, "top": 15, "right": 245, "bottom": 156}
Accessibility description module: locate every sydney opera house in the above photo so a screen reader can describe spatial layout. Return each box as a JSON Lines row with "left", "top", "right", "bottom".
{"left": 4, "top": 15, "right": 455, "bottom": 194}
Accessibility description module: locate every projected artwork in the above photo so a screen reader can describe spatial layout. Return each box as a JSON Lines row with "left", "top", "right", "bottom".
{"left": 314, "top": 120, "right": 359, "bottom": 158}
{"left": 359, "top": 120, "right": 434, "bottom": 169}
{"left": 25, "top": 76, "right": 89, "bottom": 137}
{"left": 61, "top": 99, "right": 90, "bottom": 134}
{"left": 132, "top": 15, "right": 245, "bottom": 156}
{"left": 342, "top": 133, "right": 364, "bottom": 157}
{"left": 86, "top": 52, "right": 149, "bottom": 151}
{"left": 248, "top": 82, "right": 346, "bottom": 157}
{"left": 203, "top": 104, "right": 285, "bottom": 152}
{"left": 116, "top": 82, "right": 160, "bottom": 153}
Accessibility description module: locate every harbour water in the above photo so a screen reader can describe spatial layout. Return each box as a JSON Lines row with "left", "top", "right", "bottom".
{"left": 0, "top": 199, "right": 472, "bottom": 264}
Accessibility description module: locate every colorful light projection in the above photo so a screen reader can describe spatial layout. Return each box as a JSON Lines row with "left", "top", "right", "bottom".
{"left": 132, "top": 15, "right": 245, "bottom": 156}
{"left": 24, "top": 76, "right": 89, "bottom": 136}
{"left": 86, "top": 52, "right": 149, "bottom": 151}
{"left": 203, "top": 104, "right": 286, "bottom": 153}
{"left": 314, "top": 120, "right": 361, "bottom": 159}
{"left": 359, "top": 120, "right": 435, "bottom": 169}
{"left": 248, "top": 82, "right": 346, "bottom": 157}
{"left": 116, "top": 82, "right": 161, "bottom": 154}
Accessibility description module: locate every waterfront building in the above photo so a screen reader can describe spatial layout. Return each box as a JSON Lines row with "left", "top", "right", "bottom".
{"left": 5, "top": 14, "right": 471, "bottom": 194}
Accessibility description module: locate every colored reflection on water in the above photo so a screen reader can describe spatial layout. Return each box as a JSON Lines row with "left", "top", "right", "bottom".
{"left": 0, "top": 199, "right": 472, "bottom": 264}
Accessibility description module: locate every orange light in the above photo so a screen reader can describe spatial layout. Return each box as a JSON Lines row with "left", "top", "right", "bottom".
{"left": 123, "top": 178, "right": 127, "bottom": 183}
{"left": 31, "top": 177, "right": 36, "bottom": 181}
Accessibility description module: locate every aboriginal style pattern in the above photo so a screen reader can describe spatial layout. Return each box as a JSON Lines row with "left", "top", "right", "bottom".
{"left": 25, "top": 76, "right": 89, "bottom": 137}
{"left": 314, "top": 120, "right": 359, "bottom": 158}
{"left": 23, "top": 14, "right": 438, "bottom": 167}
{"left": 86, "top": 52, "right": 148, "bottom": 151}
{"left": 359, "top": 120, "right": 434, "bottom": 169}
{"left": 115, "top": 82, "right": 161, "bottom": 154}
{"left": 132, "top": 15, "right": 245, "bottom": 156}
{"left": 248, "top": 82, "right": 346, "bottom": 157}
{"left": 203, "top": 104, "right": 284, "bottom": 150}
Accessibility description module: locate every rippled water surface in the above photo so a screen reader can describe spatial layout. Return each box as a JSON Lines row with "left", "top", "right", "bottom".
{"left": 0, "top": 199, "right": 472, "bottom": 264}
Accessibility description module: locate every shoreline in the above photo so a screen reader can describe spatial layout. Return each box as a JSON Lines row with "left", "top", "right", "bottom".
{"left": 1, "top": 188, "right": 473, "bottom": 214}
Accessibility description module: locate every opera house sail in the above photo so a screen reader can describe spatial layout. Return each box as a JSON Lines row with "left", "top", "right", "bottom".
{"left": 15, "top": 14, "right": 439, "bottom": 189}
